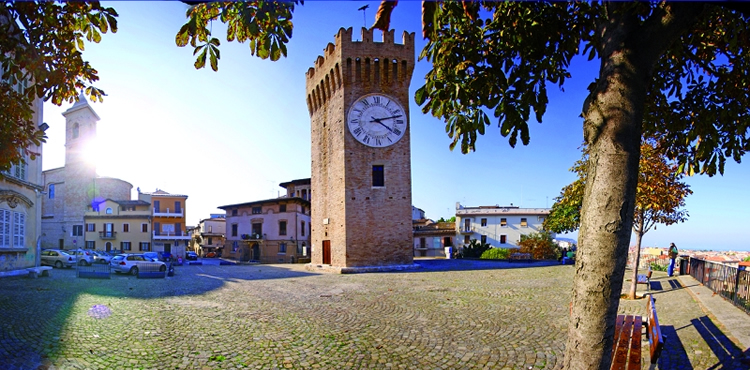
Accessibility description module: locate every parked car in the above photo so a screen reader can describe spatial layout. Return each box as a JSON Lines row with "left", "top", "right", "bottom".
{"left": 205, "top": 251, "right": 217, "bottom": 258}
{"left": 66, "top": 248, "right": 96, "bottom": 266}
{"left": 142, "top": 251, "right": 172, "bottom": 262}
{"left": 40, "top": 249, "right": 76, "bottom": 268}
{"left": 110, "top": 254, "right": 167, "bottom": 275}
{"left": 92, "top": 251, "right": 112, "bottom": 264}
{"left": 185, "top": 251, "right": 198, "bottom": 261}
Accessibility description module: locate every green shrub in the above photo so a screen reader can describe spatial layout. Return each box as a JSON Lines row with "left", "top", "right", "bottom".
{"left": 459, "top": 239, "right": 491, "bottom": 259}
{"left": 481, "top": 247, "right": 512, "bottom": 260}
{"left": 650, "top": 262, "right": 667, "bottom": 272}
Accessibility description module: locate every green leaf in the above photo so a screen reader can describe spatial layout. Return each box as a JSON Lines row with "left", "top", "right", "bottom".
{"left": 194, "top": 47, "right": 207, "bottom": 69}
{"left": 176, "top": 24, "right": 190, "bottom": 47}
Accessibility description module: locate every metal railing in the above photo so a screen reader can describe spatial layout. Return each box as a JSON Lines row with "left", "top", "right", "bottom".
{"left": 98, "top": 231, "right": 116, "bottom": 239}
{"left": 688, "top": 258, "right": 749, "bottom": 315}
{"left": 627, "top": 252, "right": 670, "bottom": 271}
{"left": 153, "top": 231, "right": 190, "bottom": 237}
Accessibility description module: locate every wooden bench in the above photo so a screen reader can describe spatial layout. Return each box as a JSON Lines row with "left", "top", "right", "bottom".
{"left": 509, "top": 253, "right": 532, "bottom": 261}
{"left": 636, "top": 270, "right": 652, "bottom": 286}
{"left": 610, "top": 294, "right": 663, "bottom": 370}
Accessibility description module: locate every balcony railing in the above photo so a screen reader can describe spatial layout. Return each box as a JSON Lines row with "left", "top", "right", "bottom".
{"left": 241, "top": 233, "right": 264, "bottom": 241}
{"left": 98, "top": 231, "right": 116, "bottom": 240}
{"left": 153, "top": 208, "right": 183, "bottom": 217}
{"left": 153, "top": 231, "right": 191, "bottom": 240}
{"left": 688, "top": 258, "right": 749, "bottom": 315}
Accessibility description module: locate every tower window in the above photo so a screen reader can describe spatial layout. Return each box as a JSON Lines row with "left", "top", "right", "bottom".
{"left": 372, "top": 165, "right": 384, "bottom": 187}
{"left": 48, "top": 184, "right": 55, "bottom": 199}
{"left": 73, "top": 123, "right": 79, "bottom": 138}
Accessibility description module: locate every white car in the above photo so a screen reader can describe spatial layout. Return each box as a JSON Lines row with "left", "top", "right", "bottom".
{"left": 110, "top": 253, "right": 166, "bottom": 275}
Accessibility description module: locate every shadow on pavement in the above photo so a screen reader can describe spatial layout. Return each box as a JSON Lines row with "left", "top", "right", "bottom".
{"left": 0, "top": 264, "right": 319, "bottom": 369}
{"left": 691, "top": 316, "right": 748, "bottom": 369}
{"left": 412, "top": 258, "right": 561, "bottom": 272}
{"left": 658, "top": 325, "right": 694, "bottom": 370}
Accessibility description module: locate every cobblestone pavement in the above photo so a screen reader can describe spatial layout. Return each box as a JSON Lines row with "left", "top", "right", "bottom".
{"left": 0, "top": 260, "right": 747, "bottom": 370}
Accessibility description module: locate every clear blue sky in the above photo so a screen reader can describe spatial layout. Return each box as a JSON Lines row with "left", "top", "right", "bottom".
{"left": 41, "top": 1, "right": 749, "bottom": 251}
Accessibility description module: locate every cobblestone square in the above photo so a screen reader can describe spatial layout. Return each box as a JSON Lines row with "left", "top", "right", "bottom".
{"left": 0, "top": 260, "right": 747, "bottom": 369}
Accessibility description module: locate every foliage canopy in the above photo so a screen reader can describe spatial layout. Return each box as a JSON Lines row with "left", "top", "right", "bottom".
{"left": 0, "top": 1, "right": 117, "bottom": 173}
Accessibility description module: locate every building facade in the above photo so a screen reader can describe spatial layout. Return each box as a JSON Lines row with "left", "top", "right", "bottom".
{"left": 455, "top": 203, "right": 552, "bottom": 249}
{"left": 138, "top": 189, "right": 189, "bottom": 258}
{"left": 307, "top": 27, "right": 415, "bottom": 269}
{"left": 0, "top": 94, "right": 46, "bottom": 273}
{"left": 220, "top": 192, "right": 311, "bottom": 264}
{"left": 83, "top": 199, "right": 152, "bottom": 253}
{"left": 41, "top": 95, "right": 132, "bottom": 250}
{"left": 195, "top": 215, "right": 225, "bottom": 257}
{"left": 413, "top": 220, "right": 455, "bottom": 258}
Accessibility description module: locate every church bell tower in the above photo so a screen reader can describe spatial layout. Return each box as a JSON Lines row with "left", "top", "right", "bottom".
{"left": 306, "top": 27, "right": 415, "bottom": 270}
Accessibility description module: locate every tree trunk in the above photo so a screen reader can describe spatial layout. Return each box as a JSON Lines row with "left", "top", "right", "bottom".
{"left": 563, "top": 10, "right": 646, "bottom": 370}
{"left": 628, "top": 219, "right": 645, "bottom": 300}
{"left": 563, "top": 4, "right": 705, "bottom": 369}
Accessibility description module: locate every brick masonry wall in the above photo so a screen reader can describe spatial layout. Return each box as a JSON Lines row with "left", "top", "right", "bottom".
{"left": 308, "top": 27, "right": 415, "bottom": 267}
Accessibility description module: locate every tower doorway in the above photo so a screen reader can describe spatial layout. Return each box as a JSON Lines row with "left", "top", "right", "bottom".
{"left": 322, "top": 240, "right": 331, "bottom": 264}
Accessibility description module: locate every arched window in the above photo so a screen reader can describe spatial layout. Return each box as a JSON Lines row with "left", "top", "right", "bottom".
{"left": 72, "top": 123, "right": 79, "bottom": 138}
{"left": 48, "top": 184, "right": 55, "bottom": 199}
{"left": 105, "top": 207, "right": 113, "bottom": 214}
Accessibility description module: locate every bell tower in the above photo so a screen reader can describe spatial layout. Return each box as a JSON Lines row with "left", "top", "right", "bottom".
{"left": 63, "top": 93, "right": 99, "bottom": 221}
{"left": 306, "top": 27, "right": 416, "bottom": 271}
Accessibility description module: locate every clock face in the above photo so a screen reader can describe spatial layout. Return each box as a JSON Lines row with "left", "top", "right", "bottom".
{"left": 347, "top": 93, "right": 406, "bottom": 148}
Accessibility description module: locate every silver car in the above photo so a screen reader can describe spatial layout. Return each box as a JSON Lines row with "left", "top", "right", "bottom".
{"left": 40, "top": 249, "right": 76, "bottom": 269}
{"left": 66, "top": 248, "right": 96, "bottom": 266}
{"left": 110, "top": 254, "right": 166, "bottom": 275}
{"left": 92, "top": 251, "right": 112, "bottom": 264}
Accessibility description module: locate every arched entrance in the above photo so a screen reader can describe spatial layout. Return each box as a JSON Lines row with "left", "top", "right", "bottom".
{"left": 105, "top": 242, "right": 112, "bottom": 252}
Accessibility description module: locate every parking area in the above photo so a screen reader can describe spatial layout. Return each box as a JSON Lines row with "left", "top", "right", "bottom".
{"left": 0, "top": 260, "right": 747, "bottom": 369}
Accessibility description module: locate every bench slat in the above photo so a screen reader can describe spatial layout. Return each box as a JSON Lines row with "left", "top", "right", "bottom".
{"left": 627, "top": 316, "right": 642, "bottom": 370}
{"left": 611, "top": 315, "right": 642, "bottom": 370}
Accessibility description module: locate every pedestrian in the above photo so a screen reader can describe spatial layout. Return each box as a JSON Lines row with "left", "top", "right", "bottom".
{"left": 667, "top": 242, "right": 679, "bottom": 277}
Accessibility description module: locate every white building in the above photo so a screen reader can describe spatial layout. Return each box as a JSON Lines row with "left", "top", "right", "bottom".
{"left": 455, "top": 202, "right": 552, "bottom": 248}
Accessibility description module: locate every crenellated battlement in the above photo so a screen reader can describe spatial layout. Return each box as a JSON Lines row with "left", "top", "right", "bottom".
{"left": 305, "top": 27, "right": 415, "bottom": 116}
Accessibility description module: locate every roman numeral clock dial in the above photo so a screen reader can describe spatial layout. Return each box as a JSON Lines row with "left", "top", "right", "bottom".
{"left": 347, "top": 93, "right": 406, "bottom": 148}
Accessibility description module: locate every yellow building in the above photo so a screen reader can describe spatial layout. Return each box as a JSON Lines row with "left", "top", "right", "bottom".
{"left": 83, "top": 199, "right": 152, "bottom": 253}
{"left": 138, "top": 189, "right": 189, "bottom": 259}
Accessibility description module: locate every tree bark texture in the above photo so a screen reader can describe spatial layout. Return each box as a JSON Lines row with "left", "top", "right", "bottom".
{"left": 563, "top": 4, "right": 705, "bottom": 369}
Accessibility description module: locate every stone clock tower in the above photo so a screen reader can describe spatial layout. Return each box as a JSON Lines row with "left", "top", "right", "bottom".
{"left": 306, "top": 27, "right": 415, "bottom": 271}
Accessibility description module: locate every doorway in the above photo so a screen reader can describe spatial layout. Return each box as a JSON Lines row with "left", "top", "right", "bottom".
{"left": 164, "top": 243, "right": 171, "bottom": 254}
{"left": 252, "top": 243, "right": 260, "bottom": 261}
{"left": 105, "top": 242, "right": 112, "bottom": 252}
{"left": 322, "top": 240, "right": 331, "bottom": 264}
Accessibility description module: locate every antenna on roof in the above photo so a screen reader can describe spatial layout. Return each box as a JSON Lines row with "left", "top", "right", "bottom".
{"left": 358, "top": 4, "right": 369, "bottom": 29}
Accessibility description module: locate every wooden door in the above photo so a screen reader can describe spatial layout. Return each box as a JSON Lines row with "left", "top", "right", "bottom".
{"left": 322, "top": 240, "right": 331, "bottom": 265}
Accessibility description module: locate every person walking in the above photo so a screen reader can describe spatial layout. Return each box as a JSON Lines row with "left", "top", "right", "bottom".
{"left": 667, "top": 242, "right": 679, "bottom": 277}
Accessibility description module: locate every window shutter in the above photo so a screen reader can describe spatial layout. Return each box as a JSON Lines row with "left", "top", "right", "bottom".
{"left": 14, "top": 212, "right": 25, "bottom": 247}
{"left": 0, "top": 209, "right": 10, "bottom": 247}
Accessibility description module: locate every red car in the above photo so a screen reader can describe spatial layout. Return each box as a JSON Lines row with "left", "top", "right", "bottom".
{"left": 205, "top": 251, "right": 217, "bottom": 258}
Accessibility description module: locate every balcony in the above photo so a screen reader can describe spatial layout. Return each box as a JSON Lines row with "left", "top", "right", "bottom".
{"left": 459, "top": 226, "right": 475, "bottom": 234}
{"left": 153, "top": 208, "right": 183, "bottom": 218}
{"left": 153, "top": 231, "right": 191, "bottom": 240}
{"left": 98, "top": 231, "right": 117, "bottom": 240}
{"left": 241, "top": 233, "right": 264, "bottom": 241}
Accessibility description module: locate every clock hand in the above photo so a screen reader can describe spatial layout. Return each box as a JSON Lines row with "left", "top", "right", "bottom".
{"left": 370, "top": 117, "right": 394, "bottom": 133}
{"left": 379, "top": 114, "right": 403, "bottom": 121}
